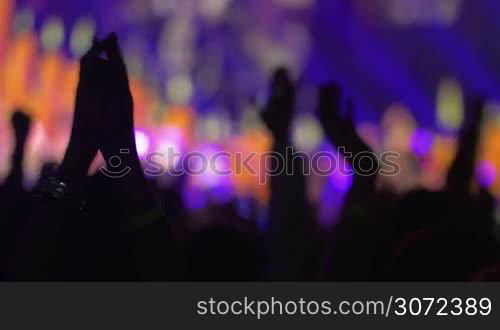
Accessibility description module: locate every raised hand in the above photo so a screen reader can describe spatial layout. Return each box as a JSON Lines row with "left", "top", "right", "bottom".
{"left": 318, "top": 84, "right": 383, "bottom": 281}
{"left": 318, "top": 83, "right": 375, "bottom": 171}
{"left": 10, "top": 110, "right": 32, "bottom": 171}
{"left": 11, "top": 110, "right": 32, "bottom": 145}
{"left": 261, "top": 68, "right": 295, "bottom": 142}
{"left": 94, "top": 34, "right": 176, "bottom": 279}
{"left": 260, "top": 68, "right": 319, "bottom": 280}
{"left": 12, "top": 33, "right": 175, "bottom": 281}
{"left": 2, "top": 110, "right": 32, "bottom": 191}
{"left": 99, "top": 33, "right": 136, "bottom": 161}
{"left": 59, "top": 39, "right": 106, "bottom": 185}
{"left": 10, "top": 40, "right": 111, "bottom": 279}
{"left": 91, "top": 34, "right": 165, "bottom": 222}
{"left": 318, "top": 83, "right": 371, "bottom": 153}
{"left": 317, "top": 83, "right": 342, "bottom": 140}
{"left": 446, "top": 96, "right": 485, "bottom": 195}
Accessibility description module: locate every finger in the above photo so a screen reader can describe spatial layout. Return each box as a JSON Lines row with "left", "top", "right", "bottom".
{"left": 319, "top": 82, "right": 342, "bottom": 118}
{"left": 319, "top": 83, "right": 341, "bottom": 101}
{"left": 345, "top": 98, "right": 355, "bottom": 126}
{"left": 81, "top": 36, "right": 103, "bottom": 65}
{"left": 273, "top": 67, "right": 291, "bottom": 85}
{"left": 79, "top": 38, "right": 105, "bottom": 88}
{"left": 466, "top": 96, "right": 485, "bottom": 127}
{"left": 104, "top": 33, "right": 126, "bottom": 70}
{"left": 95, "top": 57, "right": 111, "bottom": 91}
{"left": 271, "top": 67, "right": 293, "bottom": 99}
{"left": 103, "top": 33, "right": 130, "bottom": 89}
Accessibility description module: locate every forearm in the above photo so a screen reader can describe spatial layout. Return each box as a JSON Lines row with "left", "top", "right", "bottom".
{"left": 267, "top": 139, "right": 313, "bottom": 280}
{"left": 4, "top": 143, "right": 26, "bottom": 189}
{"left": 447, "top": 126, "right": 481, "bottom": 193}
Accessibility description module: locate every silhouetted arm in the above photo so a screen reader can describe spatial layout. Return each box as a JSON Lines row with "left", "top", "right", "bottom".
{"left": 262, "top": 68, "right": 317, "bottom": 280}
{"left": 446, "top": 97, "right": 484, "bottom": 196}
{"left": 98, "top": 34, "right": 177, "bottom": 280}
{"left": 9, "top": 40, "right": 105, "bottom": 280}
{"left": 0, "top": 111, "right": 31, "bottom": 278}
{"left": 3, "top": 111, "right": 31, "bottom": 192}
{"left": 317, "top": 83, "right": 381, "bottom": 280}
{"left": 318, "top": 83, "right": 378, "bottom": 207}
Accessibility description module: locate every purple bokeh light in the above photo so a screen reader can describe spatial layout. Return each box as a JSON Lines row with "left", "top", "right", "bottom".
{"left": 410, "top": 128, "right": 434, "bottom": 157}
{"left": 477, "top": 160, "right": 497, "bottom": 188}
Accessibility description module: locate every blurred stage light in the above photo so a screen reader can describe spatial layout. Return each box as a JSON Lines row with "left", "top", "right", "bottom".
{"left": 272, "top": 0, "right": 314, "bottom": 10}
{"left": 167, "top": 74, "right": 193, "bottom": 105}
{"left": 198, "top": 0, "right": 232, "bottom": 20}
{"left": 435, "top": 0, "right": 463, "bottom": 24}
{"left": 199, "top": 112, "right": 232, "bottom": 142}
{"left": 41, "top": 17, "right": 65, "bottom": 52}
{"left": 382, "top": 103, "right": 416, "bottom": 151}
{"left": 156, "top": 140, "right": 181, "bottom": 170}
{"left": 437, "top": 78, "right": 464, "bottom": 132}
{"left": 13, "top": 8, "right": 34, "bottom": 35}
{"left": 329, "top": 162, "right": 353, "bottom": 193}
{"left": 366, "top": 0, "right": 463, "bottom": 26}
{"left": 0, "top": 0, "right": 14, "bottom": 45}
{"left": 159, "top": 16, "right": 195, "bottom": 72}
{"left": 410, "top": 128, "right": 434, "bottom": 157}
{"left": 482, "top": 101, "right": 500, "bottom": 127}
{"left": 388, "top": 0, "right": 420, "bottom": 25}
{"left": 477, "top": 160, "right": 496, "bottom": 189}
{"left": 182, "top": 184, "right": 208, "bottom": 211}
{"left": 125, "top": 54, "right": 144, "bottom": 78}
{"left": 155, "top": 126, "right": 184, "bottom": 170}
{"left": 191, "top": 144, "right": 231, "bottom": 190}
{"left": 240, "top": 105, "right": 265, "bottom": 133}
{"left": 151, "top": 0, "right": 177, "bottom": 16}
{"left": 196, "top": 59, "right": 222, "bottom": 95}
{"left": 292, "top": 114, "right": 323, "bottom": 151}
{"left": 70, "top": 18, "right": 95, "bottom": 57}
{"left": 135, "top": 129, "right": 151, "bottom": 158}
{"left": 357, "top": 122, "right": 381, "bottom": 151}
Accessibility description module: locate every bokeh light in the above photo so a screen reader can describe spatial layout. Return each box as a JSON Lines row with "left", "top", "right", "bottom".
{"left": 167, "top": 75, "right": 193, "bottom": 105}
{"left": 357, "top": 0, "right": 463, "bottom": 26}
{"left": 272, "top": 0, "right": 315, "bottom": 10}
{"left": 198, "top": 0, "right": 232, "bottom": 20}
{"left": 477, "top": 160, "right": 497, "bottom": 189}
{"left": 70, "top": 18, "right": 95, "bottom": 57}
{"left": 135, "top": 129, "right": 151, "bottom": 158}
{"left": 40, "top": 17, "right": 65, "bottom": 52}
{"left": 292, "top": 114, "right": 324, "bottom": 152}
{"left": 410, "top": 128, "right": 434, "bottom": 157}
{"left": 12, "top": 8, "right": 34, "bottom": 35}
{"left": 437, "top": 78, "right": 464, "bottom": 132}
{"left": 382, "top": 103, "right": 416, "bottom": 152}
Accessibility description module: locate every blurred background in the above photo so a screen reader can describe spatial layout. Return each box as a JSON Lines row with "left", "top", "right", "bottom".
{"left": 1, "top": 0, "right": 500, "bottom": 225}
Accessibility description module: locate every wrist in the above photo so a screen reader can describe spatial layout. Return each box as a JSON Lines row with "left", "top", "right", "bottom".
{"left": 60, "top": 140, "right": 97, "bottom": 184}
{"left": 101, "top": 137, "right": 140, "bottom": 164}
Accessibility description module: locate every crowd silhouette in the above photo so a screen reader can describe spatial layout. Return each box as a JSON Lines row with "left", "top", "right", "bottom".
{"left": 1, "top": 33, "right": 499, "bottom": 281}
